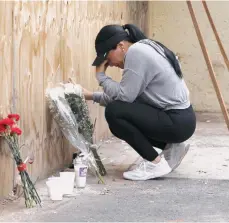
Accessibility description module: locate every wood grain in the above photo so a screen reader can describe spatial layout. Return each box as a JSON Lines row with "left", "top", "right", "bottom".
{"left": 0, "top": 0, "right": 148, "bottom": 197}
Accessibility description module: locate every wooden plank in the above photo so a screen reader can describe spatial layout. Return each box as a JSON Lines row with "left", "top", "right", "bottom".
{"left": 12, "top": 0, "right": 72, "bottom": 189}
{"left": 0, "top": 1, "right": 14, "bottom": 198}
{"left": 187, "top": 0, "right": 229, "bottom": 130}
{"left": 60, "top": 1, "right": 149, "bottom": 141}
{"left": 202, "top": 0, "right": 229, "bottom": 71}
{"left": 0, "top": 0, "right": 149, "bottom": 196}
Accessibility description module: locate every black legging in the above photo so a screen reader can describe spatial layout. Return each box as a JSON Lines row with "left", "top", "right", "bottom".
{"left": 105, "top": 101, "right": 196, "bottom": 161}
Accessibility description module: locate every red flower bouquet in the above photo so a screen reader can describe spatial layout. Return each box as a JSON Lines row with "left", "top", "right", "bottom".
{"left": 8, "top": 114, "right": 20, "bottom": 121}
{"left": 0, "top": 114, "right": 41, "bottom": 208}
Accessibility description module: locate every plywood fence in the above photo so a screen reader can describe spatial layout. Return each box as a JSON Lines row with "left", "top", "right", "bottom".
{"left": 0, "top": 1, "right": 148, "bottom": 197}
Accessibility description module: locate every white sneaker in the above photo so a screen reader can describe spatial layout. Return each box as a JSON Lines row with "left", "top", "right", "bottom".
{"left": 123, "top": 156, "right": 171, "bottom": 181}
{"left": 161, "top": 143, "right": 190, "bottom": 171}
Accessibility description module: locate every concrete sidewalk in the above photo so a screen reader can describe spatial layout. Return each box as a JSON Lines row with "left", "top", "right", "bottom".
{"left": 98, "top": 113, "right": 229, "bottom": 181}
{"left": 0, "top": 114, "right": 229, "bottom": 222}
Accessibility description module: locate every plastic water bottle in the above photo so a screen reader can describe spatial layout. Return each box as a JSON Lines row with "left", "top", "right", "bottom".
{"left": 74, "top": 154, "right": 88, "bottom": 188}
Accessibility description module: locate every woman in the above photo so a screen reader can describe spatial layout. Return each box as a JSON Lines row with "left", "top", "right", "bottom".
{"left": 82, "top": 24, "right": 196, "bottom": 181}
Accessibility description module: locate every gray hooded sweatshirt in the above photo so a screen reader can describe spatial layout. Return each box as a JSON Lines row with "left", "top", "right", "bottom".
{"left": 92, "top": 39, "right": 190, "bottom": 111}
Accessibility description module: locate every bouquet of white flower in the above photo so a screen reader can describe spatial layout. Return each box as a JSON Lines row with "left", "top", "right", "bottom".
{"left": 46, "top": 82, "right": 106, "bottom": 184}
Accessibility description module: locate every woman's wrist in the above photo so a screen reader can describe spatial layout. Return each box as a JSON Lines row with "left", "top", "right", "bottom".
{"left": 96, "top": 67, "right": 105, "bottom": 73}
{"left": 95, "top": 60, "right": 108, "bottom": 73}
{"left": 84, "top": 92, "right": 93, "bottom": 100}
{"left": 82, "top": 88, "right": 94, "bottom": 100}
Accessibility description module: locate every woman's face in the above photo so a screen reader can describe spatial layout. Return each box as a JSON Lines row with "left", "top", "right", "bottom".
{"left": 106, "top": 42, "right": 126, "bottom": 69}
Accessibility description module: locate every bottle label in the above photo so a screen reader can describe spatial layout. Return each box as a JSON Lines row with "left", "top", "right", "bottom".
{"left": 79, "top": 167, "right": 88, "bottom": 177}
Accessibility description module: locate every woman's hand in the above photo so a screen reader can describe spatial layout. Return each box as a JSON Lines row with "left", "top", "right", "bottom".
{"left": 96, "top": 60, "right": 109, "bottom": 73}
{"left": 82, "top": 87, "right": 93, "bottom": 100}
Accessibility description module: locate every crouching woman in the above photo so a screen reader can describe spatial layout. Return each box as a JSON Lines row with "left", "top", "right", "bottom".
{"left": 82, "top": 24, "right": 196, "bottom": 181}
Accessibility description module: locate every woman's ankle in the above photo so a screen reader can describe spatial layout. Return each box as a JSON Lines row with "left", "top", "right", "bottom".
{"left": 152, "top": 155, "right": 161, "bottom": 164}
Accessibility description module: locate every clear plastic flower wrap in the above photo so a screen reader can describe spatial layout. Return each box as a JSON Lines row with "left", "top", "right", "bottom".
{"left": 46, "top": 83, "right": 106, "bottom": 183}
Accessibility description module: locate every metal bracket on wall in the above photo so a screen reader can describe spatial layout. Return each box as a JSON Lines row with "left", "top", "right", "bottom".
{"left": 186, "top": 0, "right": 229, "bottom": 131}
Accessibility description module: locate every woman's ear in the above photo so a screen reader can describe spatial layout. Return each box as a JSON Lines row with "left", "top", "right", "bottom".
{"left": 117, "top": 41, "right": 125, "bottom": 52}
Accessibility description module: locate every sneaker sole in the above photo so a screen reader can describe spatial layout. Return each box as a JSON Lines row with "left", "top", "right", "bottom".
{"left": 123, "top": 166, "right": 172, "bottom": 181}
{"left": 172, "top": 144, "right": 190, "bottom": 171}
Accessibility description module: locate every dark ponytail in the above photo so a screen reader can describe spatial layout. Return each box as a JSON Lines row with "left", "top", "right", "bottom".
{"left": 122, "top": 24, "right": 147, "bottom": 43}
{"left": 154, "top": 40, "right": 183, "bottom": 78}
{"left": 123, "top": 24, "right": 183, "bottom": 78}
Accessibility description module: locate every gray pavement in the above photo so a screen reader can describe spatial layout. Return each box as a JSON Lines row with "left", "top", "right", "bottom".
{"left": 2, "top": 178, "right": 229, "bottom": 222}
{"left": 0, "top": 114, "right": 229, "bottom": 222}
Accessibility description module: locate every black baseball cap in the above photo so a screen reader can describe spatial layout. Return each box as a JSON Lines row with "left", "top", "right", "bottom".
{"left": 92, "top": 25, "right": 128, "bottom": 66}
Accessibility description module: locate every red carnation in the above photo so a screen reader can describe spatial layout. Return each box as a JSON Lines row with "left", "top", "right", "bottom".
{"left": 11, "top": 127, "right": 22, "bottom": 135}
{"left": 0, "top": 118, "right": 15, "bottom": 126}
{"left": 0, "top": 125, "right": 6, "bottom": 133}
{"left": 8, "top": 114, "right": 20, "bottom": 121}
